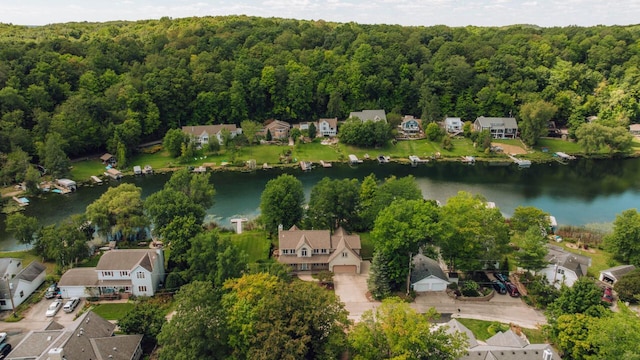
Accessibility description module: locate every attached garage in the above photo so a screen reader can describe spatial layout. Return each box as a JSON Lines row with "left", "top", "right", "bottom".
{"left": 410, "top": 254, "right": 450, "bottom": 292}
{"left": 412, "top": 276, "right": 449, "bottom": 292}
{"left": 58, "top": 267, "right": 99, "bottom": 299}
{"left": 332, "top": 265, "right": 357, "bottom": 274}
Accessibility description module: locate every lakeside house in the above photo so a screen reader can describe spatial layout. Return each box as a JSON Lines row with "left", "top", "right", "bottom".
{"left": 263, "top": 120, "right": 291, "bottom": 140}
{"left": 539, "top": 245, "right": 591, "bottom": 289}
{"left": 182, "top": 124, "right": 242, "bottom": 146}
{"left": 277, "top": 226, "right": 363, "bottom": 273}
{"left": 349, "top": 109, "right": 387, "bottom": 123}
{"left": 473, "top": 116, "right": 518, "bottom": 139}
{"left": 399, "top": 115, "right": 422, "bottom": 135}
{"left": 99, "top": 153, "right": 115, "bottom": 165}
{"left": 445, "top": 117, "right": 463, "bottom": 133}
{"left": 58, "top": 249, "right": 165, "bottom": 298}
{"left": 6, "top": 310, "right": 143, "bottom": 360}
{"left": 318, "top": 118, "right": 338, "bottom": 137}
{"left": 0, "top": 259, "right": 46, "bottom": 311}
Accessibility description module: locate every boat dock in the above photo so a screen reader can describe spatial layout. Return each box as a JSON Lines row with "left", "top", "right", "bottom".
{"left": 461, "top": 156, "right": 476, "bottom": 164}
{"left": 507, "top": 154, "right": 532, "bottom": 168}
{"left": 319, "top": 160, "right": 332, "bottom": 168}
{"left": 349, "top": 154, "right": 363, "bottom": 164}
{"left": 12, "top": 196, "right": 29, "bottom": 206}
{"left": 300, "top": 161, "right": 313, "bottom": 171}
{"left": 409, "top": 155, "right": 428, "bottom": 167}
{"left": 554, "top": 152, "right": 576, "bottom": 164}
{"left": 377, "top": 155, "right": 390, "bottom": 164}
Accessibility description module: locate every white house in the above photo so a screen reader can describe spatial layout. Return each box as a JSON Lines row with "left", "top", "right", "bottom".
{"left": 410, "top": 254, "right": 450, "bottom": 292}
{"left": 6, "top": 311, "right": 143, "bottom": 360}
{"left": 182, "top": 124, "right": 242, "bottom": 146}
{"left": 540, "top": 245, "right": 591, "bottom": 289}
{"left": 599, "top": 265, "right": 636, "bottom": 285}
{"left": 58, "top": 249, "right": 165, "bottom": 298}
{"left": 0, "top": 260, "right": 46, "bottom": 311}
{"left": 444, "top": 117, "right": 463, "bottom": 133}
{"left": 349, "top": 109, "right": 387, "bottom": 123}
{"left": 318, "top": 118, "right": 338, "bottom": 137}
{"left": 473, "top": 116, "right": 518, "bottom": 139}
{"left": 277, "top": 226, "right": 362, "bottom": 273}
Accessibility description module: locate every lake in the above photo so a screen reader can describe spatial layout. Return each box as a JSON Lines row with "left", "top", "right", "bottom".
{"left": 1, "top": 157, "right": 639, "bottom": 251}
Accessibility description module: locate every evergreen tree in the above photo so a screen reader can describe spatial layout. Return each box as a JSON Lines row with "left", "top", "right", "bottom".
{"left": 266, "top": 129, "right": 272, "bottom": 141}
{"left": 368, "top": 251, "right": 392, "bottom": 300}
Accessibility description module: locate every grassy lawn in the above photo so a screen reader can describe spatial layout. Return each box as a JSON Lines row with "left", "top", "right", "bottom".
{"left": 457, "top": 318, "right": 545, "bottom": 343}
{"left": 358, "top": 232, "right": 374, "bottom": 260}
{"left": 91, "top": 302, "right": 135, "bottom": 321}
{"left": 69, "top": 159, "right": 108, "bottom": 181}
{"left": 225, "top": 230, "right": 271, "bottom": 263}
{"left": 555, "top": 241, "right": 618, "bottom": 277}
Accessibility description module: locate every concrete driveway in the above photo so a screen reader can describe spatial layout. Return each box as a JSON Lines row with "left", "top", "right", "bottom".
{"left": 333, "top": 262, "right": 377, "bottom": 321}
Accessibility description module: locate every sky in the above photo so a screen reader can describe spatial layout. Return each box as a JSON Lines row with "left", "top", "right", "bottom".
{"left": 1, "top": 0, "right": 639, "bottom": 28}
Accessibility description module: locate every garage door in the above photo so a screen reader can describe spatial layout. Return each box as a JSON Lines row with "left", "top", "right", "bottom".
{"left": 332, "top": 265, "right": 357, "bottom": 274}
{"left": 413, "top": 282, "right": 447, "bottom": 292}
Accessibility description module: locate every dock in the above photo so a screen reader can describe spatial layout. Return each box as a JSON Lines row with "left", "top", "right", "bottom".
{"left": 299, "top": 161, "right": 313, "bottom": 171}
{"left": 554, "top": 152, "right": 576, "bottom": 164}
{"left": 262, "top": 163, "right": 273, "bottom": 170}
{"left": 12, "top": 196, "right": 29, "bottom": 206}
{"left": 348, "top": 154, "right": 363, "bottom": 164}
{"left": 377, "top": 155, "right": 390, "bottom": 164}
{"left": 319, "top": 160, "right": 332, "bottom": 168}
{"left": 409, "top": 155, "right": 427, "bottom": 167}
{"left": 507, "top": 154, "right": 531, "bottom": 168}
{"left": 143, "top": 165, "right": 154, "bottom": 175}
{"left": 90, "top": 176, "right": 103, "bottom": 185}
{"left": 461, "top": 156, "right": 476, "bottom": 164}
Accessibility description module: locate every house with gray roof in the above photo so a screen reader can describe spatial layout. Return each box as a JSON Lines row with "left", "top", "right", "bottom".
{"left": 539, "top": 245, "right": 591, "bottom": 289}
{"left": 58, "top": 249, "right": 164, "bottom": 298}
{"left": 182, "top": 124, "right": 242, "bottom": 146}
{"left": 6, "top": 310, "right": 143, "bottom": 360}
{"left": 318, "top": 118, "right": 338, "bottom": 137}
{"left": 349, "top": 109, "right": 387, "bottom": 123}
{"left": 0, "top": 260, "right": 46, "bottom": 311}
{"left": 277, "top": 226, "right": 362, "bottom": 273}
{"left": 444, "top": 319, "right": 561, "bottom": 360}
{"left": 473, "top": 116, "right": 518, "bottom": 139}
{"left": 599, "top": 264, "right": 636, "bottom": 285}
{"left": 410, "top": 254, "right": 450, "bottom": 292}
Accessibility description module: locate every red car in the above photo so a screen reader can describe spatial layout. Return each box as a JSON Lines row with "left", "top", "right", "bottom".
{"left": 506, "top": 282, "right": 520, "bottom": 297}
{"left": 602, "top": 287, "right": 614, "bottom": 303}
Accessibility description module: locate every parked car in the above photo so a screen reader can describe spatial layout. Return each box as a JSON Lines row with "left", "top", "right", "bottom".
{"left": 494, "top": 272, "right": 509, "bottom": 283}
{"left": 602, "top": 287, "right": 614, "bottom": 303}
{"left": 506, "top": 282, "right": 520, "bottom": 297}
{"left": 45, "top": 283, "right": 60, "bottom": 299}
{"left": 63, "top": 297, "right": 80, "bottom": 313}
{"left": 45, "top": 299, "right": 62, "bottom": 317}
{"left": 492, "top": 280, "right": 507, "bottom": 295}
{"left": 0, "top": 332, "right": 6, "bottom": 344}
{"left": 0, "top": 343, "right": 11, "bottom": 359}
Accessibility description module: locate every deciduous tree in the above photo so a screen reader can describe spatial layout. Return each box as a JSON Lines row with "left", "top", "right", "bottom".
{"left": 515, "top": 226, "right": 549, "bottom": 272}
{"left": 5, "top": 213, "right": 38, "bottom": 245}
{"left": 163, "top": 128, "right": 189, "bottom": 158}
{"left": 85, "top": 183, "right": 147, "bottom": 241}
{"left": 306, "top": 177, "right": 360, "bottom": 231}
{"left": 518, "top": 100, "right": 557, "bottom": 146}
{"left": 605, "top": 209, "right": 640, "bottom": 265}
{"left": 260, "top": 174, "right": 305, "bottom": 235}
{"left": 118, "top": 300, "right": 167, "bottom": 348}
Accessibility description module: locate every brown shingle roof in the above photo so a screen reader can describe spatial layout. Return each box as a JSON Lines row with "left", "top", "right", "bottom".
{"left": 90, "top": 334, "right": 143, "bottom": 360}
{"left": 96, "top": 249, "right": 159, "bottom": 271}
{"left": 182, "top": 124, "right": 237, "bottom": 137}
{"left": 58, "top": 267, "right": 99, "bottom": 287}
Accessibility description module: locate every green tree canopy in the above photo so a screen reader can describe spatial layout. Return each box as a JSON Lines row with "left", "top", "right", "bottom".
{"left": 5, "top": 212, "right": 38, "bottom": 245}
{"left": 515, "top": 226, "right": 549, "bottom": 272}
{"left": 306, "top": 177, "right": 360, "bottom": 231}
{"left": 259, "top": 174, "right": 305, "bottom": 235}
{"left": 164, "top": 168, "right": 216, "bottom": 209}
{"left": 85, "top": 183, "right": 147, "bottom": 241}
{"left": 518, "top": 100, "right": 558, "bottom": 146}
{"left": 37, "top": 132, "right": 70, "bottom": 178}
{"left": 118, "top": 300, "right": 167, "bottom": 348}
{"left": 510, "top": 206, "right": 550, "bottom": 234}
{"left": 163, "top": 128, "right": 189, "bottom": 158}
{"left": 605, "top": 209, "right": 640, "bottom": 265}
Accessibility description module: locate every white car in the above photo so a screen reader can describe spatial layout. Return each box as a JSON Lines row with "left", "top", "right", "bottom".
{"left": 45, "top": 299, "right": 62, "bottom": 317}
{"left": 0, "top": 332, "right": 6, "bottom": 343}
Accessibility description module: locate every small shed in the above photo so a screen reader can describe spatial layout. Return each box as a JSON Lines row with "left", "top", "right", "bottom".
{"left": 100, "top": 153, "right": 115, "bottom": 164}
{"left": 56, "top": 178, "right": 77, "bottom": 191}
{"left": 411, "top": 254, "right": 450, "bottom": 292}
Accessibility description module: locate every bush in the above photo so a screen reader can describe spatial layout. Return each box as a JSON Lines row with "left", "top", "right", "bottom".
{"left": 461, "top": 280, "right": 481, "bottom": 297}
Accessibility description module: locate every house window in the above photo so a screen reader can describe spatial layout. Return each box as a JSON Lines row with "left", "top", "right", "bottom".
{"left": 137, "top": 272, "right": 145, "bottom": 279}
{"left": 120, "top": 271, "right": 129, "bottom": 277}
{"left": 138, "top": 286, "right": 147, "bottom": 292}
{"left": 321, "top": 249, "right": 327, "bottom": 254}
{"left": 20, "top": 290, "right": 24, "bottom": 298}
{"left": 0, "top": 300, "right": 5, "bottom": 306}
{"left": 313, "top": 249, "right": 319, "bottom": 254}
{"left": 342, "top": 252, "right": 348, "bottom": 258}
{"left": 281, "top": 249, "right": 288, "bottom": 255}
{"left": 557, "top": 268, "right": 565, "bottom": 275}
{"left": 301, "top": 248, "right": 308, "bottom": 257}
{"left": 103, "top": 271, "right": 113, "bottom": 277}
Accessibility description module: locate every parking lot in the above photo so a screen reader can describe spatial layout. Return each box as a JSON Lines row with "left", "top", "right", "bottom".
{"left": 0, "top": 297, "right": 84, "bottom": 348}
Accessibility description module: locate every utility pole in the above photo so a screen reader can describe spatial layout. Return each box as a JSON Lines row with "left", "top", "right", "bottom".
{"left": 5, "top": 278, "right": 16, "bottom": 316}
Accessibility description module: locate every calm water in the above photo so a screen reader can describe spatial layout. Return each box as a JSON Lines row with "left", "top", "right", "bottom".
{"left": 1, "top": 158, "right": 639, "bottom": 251}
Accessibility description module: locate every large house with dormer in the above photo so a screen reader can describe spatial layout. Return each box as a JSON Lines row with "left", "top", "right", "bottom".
{"left": 473, "top": 116, "right": 518, "bottom": 139}
{"left": 349, "top": 109, "right": 387, "bottom": 123}
{"left": 277, "top": 226, "right": 363, "bottom": 273}
{"left": 182, "top": 124, "right": 242, "bottom": 146}
{"left": 58, "top": 249, "right": 164, "bottom": 298}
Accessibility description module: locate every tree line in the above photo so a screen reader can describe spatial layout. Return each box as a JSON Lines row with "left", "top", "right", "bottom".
{"left": 1, "top": 17, "right": 640, "bottom": 180}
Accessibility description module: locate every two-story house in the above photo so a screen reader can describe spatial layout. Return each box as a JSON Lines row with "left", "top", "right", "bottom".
{"left": 349, "top": 109, "right": 387, "bottom": 123}
{"left": 277, "top": 226, "right": 363, "bottom": 274}
{"left": 58, "top": 249, "right": 165, "bottom": 298}
{"left": 263, "top": 120, "right": 291, "bottom": 140}
{"left": 182, "top": 124, "right": 242, "bottom": 146}
{"left": 0, "top": 259, "right": 46, "bottom": 311}
{"left": 318, "top": 118, "right": 338, "bottom": 137}
{"left": 539, "top": 245, "right": 591, "bottom": 289}
{"left": 399, "top": 115, "right": 422, "bottom": 135}
{"left": 473, "top": 116, "right": 518, "bottom": 139}
{"left": 444, "top": 117, "right": 463, "bottom": 133}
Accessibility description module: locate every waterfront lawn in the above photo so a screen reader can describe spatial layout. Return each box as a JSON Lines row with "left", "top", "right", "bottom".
{"left": 91, "top": 302, "right": 134, "bottom": 321}
{"left": 533, "top": 138, "right": 584, "bottom": 155}
{"left": 293, "top": 140, "right": 343, "bottom": 162}
{"left": 69, "top": 159, "right": 107, "bottom": 180}
{"left": 226, "top": 230, "right": 271, "bottom": 263}
{"left": 130, "top": 150, "right": 177, "bottom": 170}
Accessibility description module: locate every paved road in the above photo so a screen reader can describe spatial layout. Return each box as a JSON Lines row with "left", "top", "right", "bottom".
{"left": 326, "top": 263, "right": 547, "bottom": 329}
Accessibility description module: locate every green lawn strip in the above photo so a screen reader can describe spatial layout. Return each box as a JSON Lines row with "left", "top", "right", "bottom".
{"left": 91, "top": 302, "right": 135, "bottom": 321}
{"left": 555, "top": 241, "right": 618, "bottom": 277}
{"left": 456, "top": 318, "right": 545, "bottom": 342}
{"left": 225, "top": 230, "right": 271, "bottom": 263}
{"left": 358, "top": 232, "right": 374, "bottom": 260}
{"left": 69, "top": 160, "right": 108, "bottom": 181}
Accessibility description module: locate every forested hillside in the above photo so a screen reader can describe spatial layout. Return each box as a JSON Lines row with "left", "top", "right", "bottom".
{"left": 0, "top": 16, "right": 639, "bottom": 159}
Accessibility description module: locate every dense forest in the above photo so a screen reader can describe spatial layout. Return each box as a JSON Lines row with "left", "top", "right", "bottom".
{"left": 0, "top": 16, "right": 639, "bottom": 160}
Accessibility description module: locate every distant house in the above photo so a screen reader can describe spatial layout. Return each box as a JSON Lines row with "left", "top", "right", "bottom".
{"left": 539, "top": 245, "right": 591, "bottom": 289}
{"left": 263, "top": 120, "right": 291, "bottom": 140}
{"left": 6, "top": 310, "right": 143, "bottom": 360}
{"left": 318, "top": 118, "right": 338, "bottom": 137}
{"left": 293, "top": 121, "right": 317, "bottom": 132}
{"left": 0, "top": 260, "right": 46, "bottom": 311}
{"left": 630, "top": 124, "right": 640, "bottom": 136}
{"left": 399, "top": 115, "right": 422, "bottom": 135}
{"left": 599, "top": 265, "right": 636, "bottom": 285}
{"left": 445, "top": 319, "right": 561, "bottom": 360}
{"left": 182, "top": 124, "right": 242, "bottom": 146}
{"left": 58, "top": 249, "right": 165, "bottom": 298}
{"left": 410, "top": 254, "right": 449, "bottom": 292}
{"left": 445, "top": 117, "right": 463, "bottom": 133}
{"left": 349, "top": 109, "right": 387, "bottom": 123}
{"left": 473, "top": 116, "right": 518, "bottom": 139}
{"left": 99, "top": 153, "right": 115, "bottom": 165}
{"left": 277, "top": 226, "right": 363, "bottom": 273}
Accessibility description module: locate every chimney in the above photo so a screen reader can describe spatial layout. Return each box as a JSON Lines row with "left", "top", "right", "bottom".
{"left": 48, "top": 348, "right": 64, "bottom": 360}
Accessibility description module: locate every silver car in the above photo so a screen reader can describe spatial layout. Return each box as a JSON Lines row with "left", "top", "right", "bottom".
{"left": 45, "top": 299, "right": 62, "bottom": 317}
